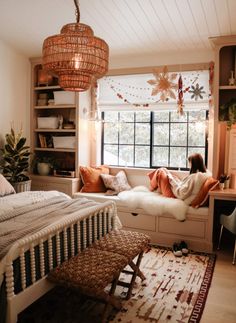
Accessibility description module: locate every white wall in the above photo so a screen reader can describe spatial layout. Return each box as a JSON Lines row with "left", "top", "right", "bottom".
{"left": 110, "top": 48, "right": 214, "bottom": 69}
{"left": 0, "top": 39, "right": 30, "bottom": 147}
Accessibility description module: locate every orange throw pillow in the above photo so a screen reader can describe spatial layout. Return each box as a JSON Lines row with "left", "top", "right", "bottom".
{"left": 190, "top": 177, "right": 219, "bottom": 208}
{"left": 147, "top": 168, "right": 175, "bottom": 198}
{"left": 80, "top": 165, "right": 109, "bottom": 193}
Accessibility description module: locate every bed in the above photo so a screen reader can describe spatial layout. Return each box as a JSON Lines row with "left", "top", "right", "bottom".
{"left": 0, "top": 190, "right": 120, "bottom": 323}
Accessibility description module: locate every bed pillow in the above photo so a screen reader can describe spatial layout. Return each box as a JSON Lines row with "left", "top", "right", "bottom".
{"left": 79, "top": 165, "right": 109, "bottom": 193}
{"left": 190, "top": 177, "right": 219, "bottom": 208}
{"left": 101, "top": 170, "right": 131, "bottom": 195}
{"left": 0, "top": 174, "right": 16, "bottom": 196}
{"left": 147, "top": 168, "right": 176, "bottom": 198}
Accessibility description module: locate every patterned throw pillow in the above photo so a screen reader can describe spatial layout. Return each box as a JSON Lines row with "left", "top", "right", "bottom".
{"left": 0, "top": 174, "right": 16, "bottom": 196}
{"left": 79, "top": 165, "right": 109, "bottom": 193}
{"left": 101, "top": 170, "right": 131, "bottom": 195}
{"left": 190, "top": 177, "right": 219, "bottom": 208}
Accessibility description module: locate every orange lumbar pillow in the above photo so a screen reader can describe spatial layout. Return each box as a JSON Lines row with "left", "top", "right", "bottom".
{"left": 79, "top": 165, "right": 109, "bottom": 193}
{"left": 190, "top": 177, "right": 219, "bottom": 208}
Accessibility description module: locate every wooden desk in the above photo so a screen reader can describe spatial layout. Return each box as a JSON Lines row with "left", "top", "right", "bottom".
{"left": 209, "top": 189, "right": 236, "bottom": 249}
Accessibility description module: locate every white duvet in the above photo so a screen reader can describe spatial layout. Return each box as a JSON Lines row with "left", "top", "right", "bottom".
{"left": 0, "top": 190, "right": 70, "bottom": 216}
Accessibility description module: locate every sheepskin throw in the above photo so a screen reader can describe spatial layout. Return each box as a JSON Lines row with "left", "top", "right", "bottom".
{"left": 118, "top": 186, "right": 188, "bottom": 221}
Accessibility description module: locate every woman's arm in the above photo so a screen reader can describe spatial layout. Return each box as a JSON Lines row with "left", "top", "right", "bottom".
{"left": 168, "top": 174, "right": 195, "bottom": 199}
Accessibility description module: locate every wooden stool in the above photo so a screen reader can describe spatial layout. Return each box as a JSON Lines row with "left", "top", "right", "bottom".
{"left": 91, "top": 229, "right": 150, "bottom": 299}
{"left": 47, "top": 247, "right": 128, "bottom": 323}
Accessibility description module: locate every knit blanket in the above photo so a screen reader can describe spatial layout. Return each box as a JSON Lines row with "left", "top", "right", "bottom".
{"left": 118, "top": 186, "right": 188, "bottom": 221}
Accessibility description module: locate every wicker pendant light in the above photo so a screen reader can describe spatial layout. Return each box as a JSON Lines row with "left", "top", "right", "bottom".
{"left": 42, "top": 0, "right": 109, "bottom": 92}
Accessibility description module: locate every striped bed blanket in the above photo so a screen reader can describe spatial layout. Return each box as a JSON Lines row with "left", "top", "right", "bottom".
{"left": 0, "top": 191, "right": 118, "bottom": 261}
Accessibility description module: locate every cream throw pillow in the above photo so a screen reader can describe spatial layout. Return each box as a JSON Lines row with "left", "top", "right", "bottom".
{"left": 101, "top": 170, "right": 131, "bottom": 195}
{"left": 0, "top": 174, "right": 16, "bottom": 196}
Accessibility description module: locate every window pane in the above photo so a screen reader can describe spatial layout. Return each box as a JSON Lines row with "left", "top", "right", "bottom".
{"left": 171, "top": 111, "right": 187, "bottom": 122}
{"left": 154, "top": 111, "right": 169, "bottom": 122}
{"left": 104, "top": 111, "right": 118, "bottom": 122}
{"left": 154, "top": 124, "right": 169, "bottom": 145}
{"left": 188, "top": 122, "right": 206, "bottom": 146}
{"left": 104, "top": 123, "right": 118, "bottom": 143}
{"left": 119, "top": 145, "right": 134, "bottom": 166}
{"left": 188, "top": 110, "right": 206, "bottom": 122}
{"left": 119, "top": 123, "right": 134, "bottom": 144}
{"left": 170, "top": 123, "right": 187, "bottom": 146}
{"left": 135, "top": 146, "right": 150, "bottom": 167}
{"left": 135, "top": 124, "right": 150, "bottom": 144}
{"left": 170, "top": 147, "right": 186, "bottom": 168}
{"left": 136, "top": 111, "right": 150, "bottom": 122}
{"left": 188, "top": 147, "right": 205, "bottom": 162}
{"left": 103, "top": 145, "right": 118, "bottom": 165}
{"left": 119, "top": 111, "right": 134, "bottom": 122}
{"left": 153, "top": 147, "right": 168, "bottom": 167}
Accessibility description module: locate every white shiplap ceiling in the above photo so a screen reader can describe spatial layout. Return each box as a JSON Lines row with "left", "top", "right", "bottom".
{"left": 0, "top": 0, "right": 235, "bottom": 60}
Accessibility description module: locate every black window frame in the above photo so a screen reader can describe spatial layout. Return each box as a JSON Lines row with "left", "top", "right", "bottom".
{"left": 101, "top": 110, "right": 208, "bottom": 170}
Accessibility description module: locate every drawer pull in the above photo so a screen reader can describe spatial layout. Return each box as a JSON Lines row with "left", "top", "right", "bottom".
{"left": 131, "top": 212, "right": 139, "bottom": 216}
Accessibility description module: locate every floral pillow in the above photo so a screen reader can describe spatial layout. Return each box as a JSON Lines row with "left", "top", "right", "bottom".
{"left": 0, "top": 174, "right": 16, "bottom": 196}
{"left": 101, "top": 170, "right": 131, "bottom": 195}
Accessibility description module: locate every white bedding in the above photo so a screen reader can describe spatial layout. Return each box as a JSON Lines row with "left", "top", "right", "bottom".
{"left": 0, "top": 190, "right": 70, "bottom": 216}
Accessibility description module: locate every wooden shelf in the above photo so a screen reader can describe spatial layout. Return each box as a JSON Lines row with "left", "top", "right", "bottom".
{"left": 34, "top": 85, "right": 60, "bottom": 90}
{"left": 34, "top": 105, "right": 76, "bottom": 109}
{"left": 219, "top": 85, "right": 236, "bottom": 90}
{"left": 34, "top": 147, "right": 76, "bottom": 152}
{"left": 34, "top": 129, "right": 76, "bottom": 133}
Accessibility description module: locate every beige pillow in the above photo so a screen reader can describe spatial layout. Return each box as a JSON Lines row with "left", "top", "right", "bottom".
{"left": 101, "top": 170, "right": 131, "bottom": 194}
{"left": 0, "top": 174, "right": 16, "bottom": 196}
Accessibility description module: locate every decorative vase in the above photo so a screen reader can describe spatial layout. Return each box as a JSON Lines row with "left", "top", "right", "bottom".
{"left": 37, "top": 162, "right": 51, "bottom": 176}
{"left": 219, "top": 182, "right": 224, "bottom": 190}
{"left": 224, "top": 179, "right": 230, "bottom": 189}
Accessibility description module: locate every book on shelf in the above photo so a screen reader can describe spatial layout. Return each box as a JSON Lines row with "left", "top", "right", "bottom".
{"left": 38, "top": 134, "right": 47, "bottom": 148}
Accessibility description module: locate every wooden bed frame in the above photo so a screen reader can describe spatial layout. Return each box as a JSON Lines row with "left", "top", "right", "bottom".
{"left": 1, "top": 200, "right": 118, "bottom": 323}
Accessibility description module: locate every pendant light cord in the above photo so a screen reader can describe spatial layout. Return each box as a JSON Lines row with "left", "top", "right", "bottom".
{"left": 74, "top": 0, "right": 80, "bottom": 23}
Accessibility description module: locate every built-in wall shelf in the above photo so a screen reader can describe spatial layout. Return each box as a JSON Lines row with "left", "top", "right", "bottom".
{"left": 34, "top": 129, "right": 76, "bottom": 133}
{"left": 34, "top": 105, "right": 76, "bottom": 109}
{"left": 34, "top": 85, "right": 61, "bottom": 90}
{"left": 34, "top": 147, "right": 76, "bottom": 153}
{"left": 219, "top": 85, "right": 236, "bottom": 90}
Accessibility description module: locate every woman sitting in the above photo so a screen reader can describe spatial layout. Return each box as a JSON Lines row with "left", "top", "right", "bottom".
{"left": 168, "top": 153, "right": 211, "bottom": 205}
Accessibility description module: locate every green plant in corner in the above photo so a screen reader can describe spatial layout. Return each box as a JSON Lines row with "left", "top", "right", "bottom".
{"left": 0, "top": 127, "right": 30, "bottom": 183}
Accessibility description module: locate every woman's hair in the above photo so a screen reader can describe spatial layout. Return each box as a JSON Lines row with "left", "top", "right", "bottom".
{"left": 188, "top": 153, "right": 206, "bottom": 174}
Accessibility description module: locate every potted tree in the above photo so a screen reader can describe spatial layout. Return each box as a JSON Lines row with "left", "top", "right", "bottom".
{"left": 0, "top": 127, "right": 31, "bottom": 192}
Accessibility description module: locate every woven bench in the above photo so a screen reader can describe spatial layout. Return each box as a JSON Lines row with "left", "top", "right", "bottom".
{"left": 47, "top": 230, "right": 150, "bottom": 322}
{"left": 91, "top": 229, "right": 150, "bottom": 299}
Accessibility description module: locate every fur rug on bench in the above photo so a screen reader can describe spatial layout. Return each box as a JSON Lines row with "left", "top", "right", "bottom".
{"left": 118, "top": 186, "right": 188, "bottom": 221}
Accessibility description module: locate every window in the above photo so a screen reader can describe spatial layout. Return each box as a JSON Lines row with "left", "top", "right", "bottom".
{"left": 102, "top": 110, "right": 208, "bottom": 169}
{"left": 98, "top": 69, "right": 210, "bottom": 169}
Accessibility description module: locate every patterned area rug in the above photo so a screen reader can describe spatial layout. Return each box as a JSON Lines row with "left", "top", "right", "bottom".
{"left": 18, "top": 247, "right": 216, "bottom": 323}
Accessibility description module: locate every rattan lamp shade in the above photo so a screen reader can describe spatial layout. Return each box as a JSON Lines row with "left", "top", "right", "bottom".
{"left": 42, "top": 22, "right": 109, "bottom": 92}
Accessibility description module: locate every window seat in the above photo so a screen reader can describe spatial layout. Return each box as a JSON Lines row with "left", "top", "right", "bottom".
{"left": 73, "top": 167, "right": 213, "bottom": 252}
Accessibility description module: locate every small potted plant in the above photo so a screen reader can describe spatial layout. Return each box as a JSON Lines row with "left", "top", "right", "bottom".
{"left": 219, "top": 174, "right": 227, "bottom": 190}
{"left": 0, "top": 127, "right": 31, "bottom": 192}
